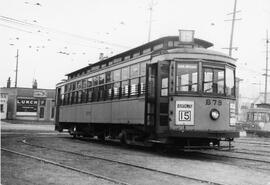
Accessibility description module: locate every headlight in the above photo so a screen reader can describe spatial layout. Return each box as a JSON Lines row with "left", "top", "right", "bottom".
{"left": 210, "top": 109, "right": 220, "bottom": 120}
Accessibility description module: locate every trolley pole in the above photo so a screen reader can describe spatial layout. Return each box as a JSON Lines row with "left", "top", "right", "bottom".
{"left": 15, "top": 49, "right": 19, "bottom": 88}
{"left": 264, "top": 30, "right": 269, "bottom": 103}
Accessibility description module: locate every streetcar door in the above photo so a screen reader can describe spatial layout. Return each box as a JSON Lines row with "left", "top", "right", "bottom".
{"left": 145, "top": 61, "right": 169, "bottom": 134}
{"left": 156, "top": 61, "right": 170, "bottom": 133}
{"left": 55, "top": 87, "right": 61, "bottom": 130}
{"left": 145, "top": 63, "right": 157, "bottom": 132}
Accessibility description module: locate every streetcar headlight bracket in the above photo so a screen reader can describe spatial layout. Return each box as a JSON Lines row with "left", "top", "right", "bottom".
{"left": 210, "top": 109, "right": 220, "bottom": 120}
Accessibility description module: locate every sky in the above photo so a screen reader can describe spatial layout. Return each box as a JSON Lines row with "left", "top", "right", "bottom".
{"left": 0, "top": 0, "right": 269, "bottom": 100}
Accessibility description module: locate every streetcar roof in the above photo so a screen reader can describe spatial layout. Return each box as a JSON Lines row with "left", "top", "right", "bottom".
{"left": 65, "top": 36, "right": 213, "bottom": 77}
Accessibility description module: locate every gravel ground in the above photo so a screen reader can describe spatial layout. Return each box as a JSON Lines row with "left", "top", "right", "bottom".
{"left": 2, "top": 122, "right": 270, "bottom": 185}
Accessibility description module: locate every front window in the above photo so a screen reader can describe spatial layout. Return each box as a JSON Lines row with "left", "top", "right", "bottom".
{"left": 176, "top": 63, "right": 198, "bottom": 92}
{"left": 203, "top": 67, "right": 224, "bottom": 95}
{"left": 175, "top": 61, "right": 235, "bottom": 97}
{"left": 226, "top": 67, "right": 235, "bottom": 96}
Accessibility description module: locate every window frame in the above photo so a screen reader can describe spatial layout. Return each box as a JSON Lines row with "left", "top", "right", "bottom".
{"left": 202, "top": 67, "right": 225, "bottom": 95}
{"left": 175, "top": 62, "right": 199, "bottom": 94}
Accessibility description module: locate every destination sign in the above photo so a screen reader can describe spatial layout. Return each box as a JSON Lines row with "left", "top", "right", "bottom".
{"left": 175, "top": 101, "right": 194, "bottom": 125}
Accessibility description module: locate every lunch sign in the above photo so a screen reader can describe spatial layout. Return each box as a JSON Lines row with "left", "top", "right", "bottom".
{"left": 16, "top": 98, "right": 38, "bottom": 116}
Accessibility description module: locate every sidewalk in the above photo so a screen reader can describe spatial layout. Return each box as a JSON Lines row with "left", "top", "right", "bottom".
{"left": 1, "top": 120, "right": 55, "bottom": 131}
{"left": 1, "top": 119, "right": 54, "bottom": 125}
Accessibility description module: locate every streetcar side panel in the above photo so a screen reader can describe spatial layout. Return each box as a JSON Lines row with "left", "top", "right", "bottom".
{"left": 59, "top": 98, "right": 145, "bottom": 124}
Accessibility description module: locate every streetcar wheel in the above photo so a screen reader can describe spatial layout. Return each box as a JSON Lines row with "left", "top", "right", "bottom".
{"left": 71, "top": 125, "right": 77, "bottom": 139}
{"left": 120, "top": 130, "right": 128, "bottom": 145}
{"left": 97, "top": 134, "right": 105, "bottom": 141}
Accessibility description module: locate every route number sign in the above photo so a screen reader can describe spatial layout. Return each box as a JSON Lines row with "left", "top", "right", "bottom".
{"left": 175, "top": 101, "right": 194, "bottom": 125}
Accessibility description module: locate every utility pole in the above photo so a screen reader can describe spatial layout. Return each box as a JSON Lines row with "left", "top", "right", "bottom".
{"left": 225, "top": 0, "right": 241, "bottom": 57}
{"left": 147, "top": 0, "right": 154, "bottom": 42}
{"left": 15, "top": 49, "right": 19, "bottom": 88}
{"left": 264, "top": 30, "right": 269, "bottom": 103}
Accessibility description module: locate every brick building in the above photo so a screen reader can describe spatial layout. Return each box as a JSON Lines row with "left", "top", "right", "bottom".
{"left": 0, "top": 87, "right": 55, "bottom": 122}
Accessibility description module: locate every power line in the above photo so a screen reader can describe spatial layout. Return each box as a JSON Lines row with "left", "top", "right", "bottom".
{"left": 0, "top": 15, "right": 130, "bottom": 49}
{"left": 264, "top": 30, "right": 269, "bottom": 103}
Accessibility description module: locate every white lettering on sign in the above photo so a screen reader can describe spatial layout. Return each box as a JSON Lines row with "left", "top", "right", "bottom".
{"left": 175, "top": 101, "right": 194, "bottom": 125}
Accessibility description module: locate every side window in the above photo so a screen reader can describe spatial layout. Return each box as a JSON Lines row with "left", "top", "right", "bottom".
{"left": 160, "top": 63, "right": 169, "bottom": 96}
{"left": 93, "top": 76, "right": 99, "bottom": 86}
{"left": 106, "top": 71, "right": 113, "bottom": 83}
{"left": 87, "top": 77, "right": 93, "bottom": 87}
{"left": 113, "top": 69, "right": 121, "bottom": 82}
{"left": 113, "top": 82, "right": 120, "bottom": 98}
{"left": 99, "top": 74, "right": 105, "bottom": 85}
{"left": 140, "top": 62, "right": 146, "bottom": 76}
{"left": 130, "top": 64, "right": 139, "bottom": 78}
{"left": 121, "top": 67, "right": 129, "bottom": 80}
{"left": 130, "top": 78, "right": 139, "bottom": 96}
{"left": 82, "top": 79, "right": 87, "bottom": 89}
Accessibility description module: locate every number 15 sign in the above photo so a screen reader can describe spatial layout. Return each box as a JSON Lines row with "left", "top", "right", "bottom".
{"left": 175, "top": 101, "right": 194, "bottom": 125}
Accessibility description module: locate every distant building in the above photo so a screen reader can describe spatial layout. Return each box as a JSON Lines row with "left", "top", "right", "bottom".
{"left": 0, "top": 93, "right": 8, "bottom": 119}
{"left": 0, "top": 87, "right": 55, "bottom": 121}
{"left": 237, "top": 92, "right": 270, "bottom": 122}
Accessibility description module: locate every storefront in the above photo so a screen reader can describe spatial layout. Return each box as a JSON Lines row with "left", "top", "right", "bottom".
{"left": 0, "top": 93, "right": 8, "bottom": 119}
{"left": 0, "top": 87, "right": 55, "bottom": 121}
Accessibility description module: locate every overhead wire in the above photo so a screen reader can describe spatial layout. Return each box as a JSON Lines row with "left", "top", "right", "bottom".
{"left": 0, "top": 15, "right": 130, "bottom": 49}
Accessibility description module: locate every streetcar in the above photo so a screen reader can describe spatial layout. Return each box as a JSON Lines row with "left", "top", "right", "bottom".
{"left": 55, "top": 30, "right": 239, "bottom": 148}
{"left": 244, "top": 103, "right": 270, "bottom": 137}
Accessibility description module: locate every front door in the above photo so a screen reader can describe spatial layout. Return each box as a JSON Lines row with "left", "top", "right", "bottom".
{"left": 145, "top": 61, "right": 170, "bottom": 135}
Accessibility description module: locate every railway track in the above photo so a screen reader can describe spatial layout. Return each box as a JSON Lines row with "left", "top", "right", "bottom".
{"left": 22, "top": 136, "right": 270, "bottom": 171}
{"left": 18, "top": 138, "right": 225, "bottom": 185}
{"left": 1, "top": 147, "right": 130, "bottom": 185}
{"left": 192, "top": 150, "right": 270, "bottom": 169}
{"left": 232, "top": 148, "right": 270, "bottom": 157}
